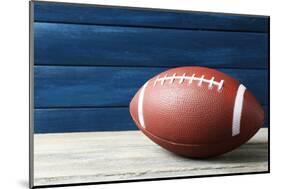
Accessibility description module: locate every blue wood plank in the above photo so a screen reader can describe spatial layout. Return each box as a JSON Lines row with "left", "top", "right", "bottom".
{"left": 34, "top": 66, "right": 268, "bottom": 108}
{"left": 34, "top": 23, "right": 268, "bottom": 68}
{"left": 34, "top": 105, "right": 268, "bottom": 133}
{"left": 34, "top": 1, "right": 268, "bottom": 32}
{"left": 34, "top": 107, "right": 135, "bottom": 133}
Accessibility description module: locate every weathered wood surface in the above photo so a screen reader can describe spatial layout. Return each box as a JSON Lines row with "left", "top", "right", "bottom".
{"left": 34, "top": 128, "right": 268, "bottom": 186}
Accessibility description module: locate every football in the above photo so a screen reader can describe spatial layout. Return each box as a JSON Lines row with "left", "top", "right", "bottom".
{"left": 129, "top": 66, "right": 264, "bottom": 158}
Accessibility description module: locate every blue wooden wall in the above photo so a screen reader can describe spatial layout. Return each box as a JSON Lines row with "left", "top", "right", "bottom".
{"left": 33, "top": 2, "right": 269, "bottom": 133}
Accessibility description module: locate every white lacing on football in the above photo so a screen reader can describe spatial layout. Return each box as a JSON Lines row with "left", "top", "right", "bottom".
{"left": 153, "top": 73, "right": 224, "bottom": 91}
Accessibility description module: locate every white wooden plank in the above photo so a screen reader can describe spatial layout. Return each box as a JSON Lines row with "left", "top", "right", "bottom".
{"left": 34, "top": 128, "right": 268, "bottom": 186}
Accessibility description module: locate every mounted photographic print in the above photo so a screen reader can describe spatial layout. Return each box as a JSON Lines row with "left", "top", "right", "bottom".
{"left": 29, "top": 1, "right": 270, "bottom": 188}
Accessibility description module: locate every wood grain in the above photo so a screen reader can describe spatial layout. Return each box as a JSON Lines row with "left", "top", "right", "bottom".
{"left": 33, "top": 128, "right": 268, "bottom": 186}
{"left": 34, "top": 2, "right": 268, "bottom": 32}
{"left": 34, "top": 105, "right": 268, "bottom": 133}
{"left": 34, "top": 66, "right": 268, "bottom": 108}
{"left": 34, "top": 107, "right": 135, "bottom": 133}
{"left": 34, "top": 23, "right": 268, "bottom": 68}
{"left": 32, "top": 2, "right": 269, "bottom": 135}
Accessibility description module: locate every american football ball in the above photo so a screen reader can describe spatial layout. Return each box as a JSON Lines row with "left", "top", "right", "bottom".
{"left": 129, "top": 66, "right": 264, "bottom": 158}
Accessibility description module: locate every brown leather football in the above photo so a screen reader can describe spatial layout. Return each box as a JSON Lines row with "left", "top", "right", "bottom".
{"left": 129, "top": 66, "right": 264, "bottom": 158}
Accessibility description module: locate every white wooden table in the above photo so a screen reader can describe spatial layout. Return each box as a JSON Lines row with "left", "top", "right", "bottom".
{"left": 33, "top": 128, "right": 268, "bottom": 186}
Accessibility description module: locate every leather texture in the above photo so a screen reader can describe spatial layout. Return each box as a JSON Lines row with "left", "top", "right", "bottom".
{"left": 130, "top": 67, "right": 264, "bottom": 158}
